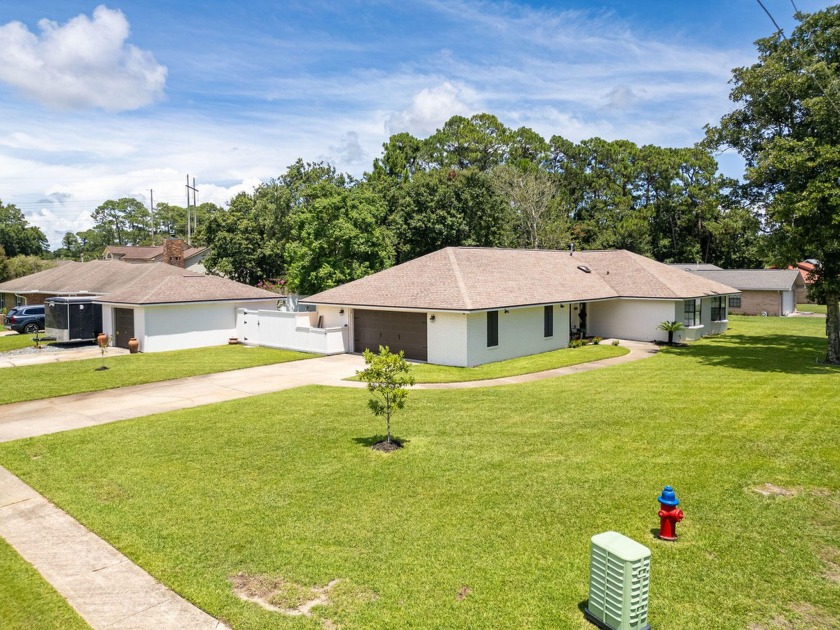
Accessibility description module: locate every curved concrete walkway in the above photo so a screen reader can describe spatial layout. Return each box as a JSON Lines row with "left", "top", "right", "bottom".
{"left": 0, "top": 340, "right": 656, "bottom": 629}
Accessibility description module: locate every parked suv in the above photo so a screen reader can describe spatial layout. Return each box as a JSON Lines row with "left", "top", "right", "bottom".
{"left": 5, "top": 305, "right": 45, "bottom": 334}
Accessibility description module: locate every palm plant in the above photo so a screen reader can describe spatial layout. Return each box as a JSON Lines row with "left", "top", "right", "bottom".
{"left": 657, "top": 320, "right": 685, "bottom": 345}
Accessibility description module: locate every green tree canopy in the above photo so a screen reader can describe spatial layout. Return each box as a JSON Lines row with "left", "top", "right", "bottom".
{"left": 707, "top": 5, "right": 840, "bottom": 362}
{"left": 0, "top": 200, "right": 48, "bottom": 257}
{"left": 285, "top": 183, "right": 393, "bottom": 295}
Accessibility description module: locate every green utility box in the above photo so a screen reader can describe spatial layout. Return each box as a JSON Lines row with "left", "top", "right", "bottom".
{"left": 584, "top": 531, "right": 651, "bottom": 630}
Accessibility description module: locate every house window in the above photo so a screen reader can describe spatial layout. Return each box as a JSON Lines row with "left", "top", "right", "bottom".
{"left": 729, "top": 295, "right": 741, "bottom": 308}
{"left": 711, "top": 296, "right": 727, "bottom": 321}
{"left": 487, "top": 310, "right": 499, "bottom": 347}
{"left": 544, "top": 305, "right": 554, "bottom": 337}
{"left": 683, "top": 299, "right": 699, "bottom": 327}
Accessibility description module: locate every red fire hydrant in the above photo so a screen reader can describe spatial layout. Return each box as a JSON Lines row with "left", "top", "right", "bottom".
{"left": 657, "top": 485, "right": 684, "bottom": 541}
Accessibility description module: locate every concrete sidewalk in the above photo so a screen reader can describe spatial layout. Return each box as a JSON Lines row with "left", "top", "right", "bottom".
{"left": 0, "top": 466, "right": 227, "bottom": 629}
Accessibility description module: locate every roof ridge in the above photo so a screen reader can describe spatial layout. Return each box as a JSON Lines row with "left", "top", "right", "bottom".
{"left": 447, "top": 248, "right": 472, "bottom": 310}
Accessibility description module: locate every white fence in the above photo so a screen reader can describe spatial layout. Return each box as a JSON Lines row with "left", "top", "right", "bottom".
{"left": 235, "top": 309, "right": 349, "bottom": 354}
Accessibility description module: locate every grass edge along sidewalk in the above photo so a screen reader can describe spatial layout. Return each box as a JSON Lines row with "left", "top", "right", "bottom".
{"left": 0, "top": 536, "right": 89, "bottom": 629}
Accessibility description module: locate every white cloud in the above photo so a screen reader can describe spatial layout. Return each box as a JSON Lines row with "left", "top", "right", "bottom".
{"left": 325, "top": 131, "right": 368, "bottom": 167}
{"left": 0, "top": 5, "right": 166, "bottom": 112}
{"left": 386, "top": 82, "right": 480, "bottom": 136}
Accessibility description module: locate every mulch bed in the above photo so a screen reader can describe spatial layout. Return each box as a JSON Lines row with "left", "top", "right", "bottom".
{"left": 371, "top": 440, "right": 402, "bottom": 452}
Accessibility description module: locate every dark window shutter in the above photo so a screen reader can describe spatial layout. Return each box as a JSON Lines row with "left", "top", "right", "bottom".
{"left": 487, "top": 310, "right": 499, "bottom": 347}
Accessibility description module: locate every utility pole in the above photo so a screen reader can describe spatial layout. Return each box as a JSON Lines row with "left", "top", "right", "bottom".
{"left": 192, "top": 176, "right": 198, "bottom": 235}
{"left": 186, "top": 175, "right": 199, "bottom": 246}
{"left": 149, "top": 189, "right": 155, "bottom": 243}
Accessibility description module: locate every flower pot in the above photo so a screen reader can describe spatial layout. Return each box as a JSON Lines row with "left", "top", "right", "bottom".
{"left": 228, "top": 338, "right": 239, "bottom": 345}
{"left": 128, "top": 338, "right": 139, "bottom": 354}
{"left": 97, "top": 333, "right": 108, "bottom": 347}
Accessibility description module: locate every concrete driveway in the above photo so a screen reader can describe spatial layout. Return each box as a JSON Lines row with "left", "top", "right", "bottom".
{"left": 0, "top": 353, "right": 367, "bottom": 443}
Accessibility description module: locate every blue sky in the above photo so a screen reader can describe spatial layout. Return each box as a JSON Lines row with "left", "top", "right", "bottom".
{"left": 0, "top": 1, "right": 834, "bottom": 247}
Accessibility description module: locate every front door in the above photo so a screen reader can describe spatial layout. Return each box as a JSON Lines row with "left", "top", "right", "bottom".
{"left": 571, "top": 303, "right": 587, "bottom": 339}
{"left": 114, "top": 308, "right": 135, "bottom": 348}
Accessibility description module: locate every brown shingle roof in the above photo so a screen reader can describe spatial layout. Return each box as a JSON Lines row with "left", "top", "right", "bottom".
{"left": 0, "top": 260, "right": 192, "bottom": 295}
{"left": 0, "top": 260, "right": 277, "bottom": 305}
{"left": 302, "top": 247, "right": 738, "bottom": 311}
{"left": 96, "top": 274, "right": 278, "bottom": 305}
{"left": 105, "top": 245, "right": 207, "bottom": 261}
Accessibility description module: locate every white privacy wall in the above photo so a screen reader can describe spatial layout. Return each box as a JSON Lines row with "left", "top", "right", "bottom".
{"left": 427, "top": 311, "right": 468, "bottom": 366}
{"left": 465, "top": 304, "right": 570, "bottom": 367}
{"left": 236, "top": 308, "right": 349, "bottom": 354}
{"left": 587, "top": 299, "right": 678, "bottom": 343}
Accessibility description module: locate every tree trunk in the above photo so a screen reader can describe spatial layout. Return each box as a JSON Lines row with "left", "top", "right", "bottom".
{"left": 386, "top": 396, "right": 392, "bottom": 443}
{"left": 826, "top": 293, "right": 840, "bottom": 364}
{"left": 668, "top": 330, "right": 674, "bottom": 345}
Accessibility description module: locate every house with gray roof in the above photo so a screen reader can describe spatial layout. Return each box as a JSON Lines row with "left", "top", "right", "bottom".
{"left": 265, "top": 247, "right": 741, "bottom": 367}
{"left": 0, "top": 260, "right": 278, "bottom": 352}
{"left": 683, "top": 268, "right": 804, "bottom": 316}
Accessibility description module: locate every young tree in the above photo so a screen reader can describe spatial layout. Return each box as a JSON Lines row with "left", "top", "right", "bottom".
{"left": 707, "top": 6, "right": 840, "bottom": 363}
{"left": 356, "top": 346, "right": 415, "bottom": 450}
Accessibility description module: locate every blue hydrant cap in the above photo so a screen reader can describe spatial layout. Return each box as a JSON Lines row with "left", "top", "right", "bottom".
{"left": 658, "top": 485, "right": 680, "bottom": 506}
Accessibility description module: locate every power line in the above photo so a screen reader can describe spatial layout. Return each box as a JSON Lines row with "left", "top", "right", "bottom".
{"left": 754, "top": 0, "right": 840, "bottom": 118}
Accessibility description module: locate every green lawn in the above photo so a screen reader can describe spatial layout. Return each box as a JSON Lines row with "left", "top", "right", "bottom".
{"left": 0, "top": 345, "right": 315, "bottom": 405}
{"left": 0, "top": 316, "right": 838, "bottom": 629}
{"left": 0, "top": 332, "right": 41, "bottom": 353}
{"left": 798, "top": 303, "right": 827, "bottom": 314}
{"left": 406, "top": 343, "right": 628, "bottom": 383}
{"left": 0, "top": 537, "right": 88, "bottom": 629}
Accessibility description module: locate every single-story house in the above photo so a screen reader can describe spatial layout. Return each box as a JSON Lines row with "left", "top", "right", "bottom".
{"left": 682, "top": 269, "right": 804, "bottom": 316}
{"left": 0, "top": 260, "right": 278, "bottom": 351}
{"left": 668, "top": 263, "right": 723, "bottom": 272}
{"left": 291, "top": 247, "right": 738, "bottom": 367}
{"left": 103, "top": 239, "right": 209, "bottom": 273}
{"left": 787, "top": 260, "right": 818, "bottom": 304}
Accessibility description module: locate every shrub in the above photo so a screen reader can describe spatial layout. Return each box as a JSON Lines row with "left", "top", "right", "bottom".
{"left": 611, "top": 339, "right": 620, "bottom": 346}
{"left": 593, "top": 336, "right": 602, "bottom": 345}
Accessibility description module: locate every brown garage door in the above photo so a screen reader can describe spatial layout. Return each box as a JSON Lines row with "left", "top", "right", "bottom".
{"left": 354, "top": 310, "right": 427, "bottom": 361}
{"left": 114, "top": 308, "right": 135, "bottom": 349}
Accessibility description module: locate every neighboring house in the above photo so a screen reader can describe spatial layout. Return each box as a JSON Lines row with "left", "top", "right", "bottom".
{"left": 0, "top": 261, "right": 277, "bottom": 351}
{"left": 280, "top": 247, "right": 739, "bottom": 367}
{"left": 103, "top": 239, "right": 209, "bottom": 273}
{"left": 787, "top": 260, "right": 817, "bottom": 304}
{"left": 685, "top": 269, "right": 804, "bottom": 316}
{"left": 667, "top": 263, "right": 723, "bottom": 272}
